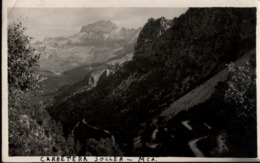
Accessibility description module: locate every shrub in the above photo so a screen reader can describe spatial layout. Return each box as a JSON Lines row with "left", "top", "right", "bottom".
{"left": 85, "top": 138, "right": 123, "bottom": 156}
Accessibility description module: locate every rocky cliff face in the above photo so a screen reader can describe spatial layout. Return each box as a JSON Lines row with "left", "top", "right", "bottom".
{"left": 68, "top": 21, "right": 141, "bottom": 47}
{"left": 79, "top": 21, "right": 138, "bottom": 42}
{"left": 134, "top": 17, "right": 173, "bottom": 58}
{"left": 47, "top": 8, "right": 256, "bottom": 155}
{"left": 135, "top": 8, "right": 255, "bottom": 64}
{"left": 80, "top": 21, "right": 117, "bottom": 33}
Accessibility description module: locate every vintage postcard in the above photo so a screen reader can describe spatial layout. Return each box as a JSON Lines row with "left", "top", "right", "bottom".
{"left": 2, "top": 0, "right": 260, "bottom": 162}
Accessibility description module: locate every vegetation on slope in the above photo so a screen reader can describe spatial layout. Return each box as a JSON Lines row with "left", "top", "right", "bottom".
{"left": 8, "top": 22, "right": 76, "bottom": 156}
{"left": 8, "top": 8, "right": 256, "bottom": 157}
{"left": 47, "top": 8, "right": 256, "bottom": 156}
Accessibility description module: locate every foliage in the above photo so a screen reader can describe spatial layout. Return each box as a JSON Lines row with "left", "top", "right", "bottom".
{"left": 9, "top": 102, "right": 76, "bottom": 156}
{"left": 8, "top": 22, "right": 75, "bottom": 156}
{"left": 9, "top": 106, "right": 52, "bottom": 155}
{"left": 84, "top": 138, "right": 123, "bottom": 156}
{"left": 166, "top": 57, "right": 257, "bottom": 157}
{"left": 225, "top": 61, "right": 256, "bottom": 119}
{"left": 224, "top": 59, "right": 257, "bottom": 157}
{"left": 8, "top": 22, "right": 46, "bottom": 101}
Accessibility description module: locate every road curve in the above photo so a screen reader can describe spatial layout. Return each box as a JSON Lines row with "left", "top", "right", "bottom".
{"left": 188, "top": 136, "right": 208, "bottom": 157}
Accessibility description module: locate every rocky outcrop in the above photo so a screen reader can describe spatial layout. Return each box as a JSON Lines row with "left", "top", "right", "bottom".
{"left": 80, "top": 21, "right": 117, "bottom": 33}
{"left": 135, "top": 8, "right": 255, "bottom": 67}
{"left": 134, "top": 17, "right": 173, "bottom": 58}
{"left": 74, "top": 21, "right": 140, "bottom": 45}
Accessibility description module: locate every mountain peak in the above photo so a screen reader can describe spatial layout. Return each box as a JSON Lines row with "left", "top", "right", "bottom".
{"left": 80, "top": 21, "right": 118, "bottom": 33}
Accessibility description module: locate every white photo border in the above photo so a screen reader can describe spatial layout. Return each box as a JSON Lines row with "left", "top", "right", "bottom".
{"left": 2, "top": 0, "right": 260, "bottom": 162}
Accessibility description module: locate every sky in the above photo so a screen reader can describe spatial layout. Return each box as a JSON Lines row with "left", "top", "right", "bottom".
{"left": 8, "top": 8, "right": 188, "bottom": 41}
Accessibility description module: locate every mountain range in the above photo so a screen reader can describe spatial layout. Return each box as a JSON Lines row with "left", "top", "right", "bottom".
{"left": 35, "top": 21, "right": 140, "bottom": 73}
{"left": 33, "top": 21, "right": 141, "bottom": 93}
{"left": 46, "top": 8, "right": 256, "bottom": 157}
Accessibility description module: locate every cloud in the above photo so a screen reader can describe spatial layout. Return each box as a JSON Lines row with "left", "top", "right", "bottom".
{"left": 8, "top": 8, "right": 188, "bottom": 41}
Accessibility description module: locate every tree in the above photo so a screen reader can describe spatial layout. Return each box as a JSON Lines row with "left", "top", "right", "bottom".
{"left": 8, "top": 21, "right": 46, "bottom": 102}
{"left": 8, "top": 22, "right": 76, "bottom": 156}
{"left": 8, "top": 22, "right": 53, "bottom": 156}
{"left": 84, "top": 138, "right": 123, "bottom": 156}
{"left": 224, "top": 58, "right": 257, "bottom": 157}
{"left": 225, "top": 60, "right": 256, "bottom": 119}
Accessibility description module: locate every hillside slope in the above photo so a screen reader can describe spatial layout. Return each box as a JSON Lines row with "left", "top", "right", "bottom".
{"left": 47, "top": 8, "right": 256, "bottom": 156}
{"left": 160, "top": 49, "right": 256, "bottom": 119}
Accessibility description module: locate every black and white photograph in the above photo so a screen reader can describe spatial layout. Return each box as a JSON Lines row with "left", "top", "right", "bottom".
{"left": 2, "top": 0, "right": 259, "bottom": 162}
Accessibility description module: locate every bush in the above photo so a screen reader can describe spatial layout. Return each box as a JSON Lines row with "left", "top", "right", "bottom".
{"left": 225, "top": 61, "right": 256, "bottom": 119}
{"left": 8, "top": 22, "right": 46, "bottom": 99}
{"left": 85, "top": 138, "right": 123, "bottom": 156}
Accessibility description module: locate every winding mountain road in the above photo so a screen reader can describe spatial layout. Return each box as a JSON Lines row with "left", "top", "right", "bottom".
{"left": 181, "top": 120, "right": 193, "bottom": 130}
{"left": 188, "top": 136, "right": 208, "bottom": 157}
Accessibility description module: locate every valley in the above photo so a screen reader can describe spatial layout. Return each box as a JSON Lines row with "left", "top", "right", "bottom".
{"left": 34, "top": 21, "right": 139, "bottom": 96}
{"left": 8, "top": 8, "right": 257, "bottom": 157}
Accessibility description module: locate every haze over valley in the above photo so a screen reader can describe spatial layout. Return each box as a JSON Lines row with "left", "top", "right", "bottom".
{"left": 32, "top": 20, "right": 141, "bottom": 94}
